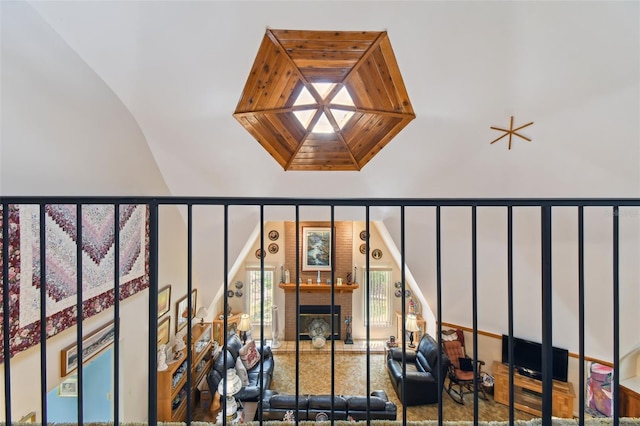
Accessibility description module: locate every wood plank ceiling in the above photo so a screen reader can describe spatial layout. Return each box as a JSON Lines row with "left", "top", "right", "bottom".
{"left": 234, "top": 29, "right": 415, "bottom": 171}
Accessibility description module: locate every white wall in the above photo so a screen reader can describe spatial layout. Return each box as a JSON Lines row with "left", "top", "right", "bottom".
{"left": 0, "top": 2, "right": 192, "bottom": 421}
{"left": 396, "top": 206, "right": 640, "bottom": 362}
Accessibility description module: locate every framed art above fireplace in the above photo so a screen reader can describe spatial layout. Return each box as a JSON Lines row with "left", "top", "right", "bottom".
{"left": 302, "top": 227, "right": 331, "bottom": 271}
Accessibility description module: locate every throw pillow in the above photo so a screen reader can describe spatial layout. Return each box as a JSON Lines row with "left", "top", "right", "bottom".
{"left": 210, "top": 391, "right": 221, "bottom": 413}
{"left": 235, "top": 358, "right": 250, "bottom": 386}
{"left": 239, "top": 340, "right": 260, "bottom": 370}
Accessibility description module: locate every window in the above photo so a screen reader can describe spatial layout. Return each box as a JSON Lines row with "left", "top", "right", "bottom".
{"left": 362, "top": 268, "right": 392, "bottom": 327}
{"left": 246, "top": 267, "right": 274, "bottom": 326}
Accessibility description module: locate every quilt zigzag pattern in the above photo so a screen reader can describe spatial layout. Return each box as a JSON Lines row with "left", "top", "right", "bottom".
{"left": 0, "top": 204, "right": 149, "bottom": 362}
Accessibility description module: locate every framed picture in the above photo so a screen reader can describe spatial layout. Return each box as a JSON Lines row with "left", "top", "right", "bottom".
{"left": 158, "top": 316, "right": 171, "bottom": 346}
{"left": 158, "top": 285, "right": 171, "bottom": 318}
{"left": 19, "top": 412, "right": 36, "bottom": 423}
{"left": 60, "top": 319, "right": 117, "bottom": 377}
{"left": 58, "top": 378, "right": 78, "bottom": 397}
{"left": 176, "top": 289, "right": 197, "bottom": 333}
{"left": 302, "top": 227, "right": 331, "bottom": 271}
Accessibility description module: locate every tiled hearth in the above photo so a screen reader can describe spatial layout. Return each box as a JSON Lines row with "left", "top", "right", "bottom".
{"left": 268, "top": 339, "right": 387, "bottom": 354}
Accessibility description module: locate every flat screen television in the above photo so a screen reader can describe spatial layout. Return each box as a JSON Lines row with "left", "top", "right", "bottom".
{"left": 501, "top": 334, "right": 569, "bottom": 382}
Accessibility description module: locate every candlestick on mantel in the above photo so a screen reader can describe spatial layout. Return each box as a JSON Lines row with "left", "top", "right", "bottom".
{"left": 317, "top": 270, "right": 321, "bottom": 285}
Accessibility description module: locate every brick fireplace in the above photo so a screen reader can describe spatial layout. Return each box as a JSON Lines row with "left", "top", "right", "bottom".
{"left": 281, "top": 221, "right": 357, "bottom": 341}
{"left": 280, "top": 283, "right": 358, "bottom": 341}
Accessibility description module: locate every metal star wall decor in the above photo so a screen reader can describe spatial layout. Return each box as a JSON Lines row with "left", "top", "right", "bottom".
{"left": 489, "top": 116, "right": 534, "bottom": 150}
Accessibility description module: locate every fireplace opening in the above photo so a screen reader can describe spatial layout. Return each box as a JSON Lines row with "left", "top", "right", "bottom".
{"left": 299, "top": 305, "right": 341, "bottom": 341}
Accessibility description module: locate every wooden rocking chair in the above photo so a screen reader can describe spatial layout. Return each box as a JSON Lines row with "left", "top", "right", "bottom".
{"left": 441, "top": 329, "right": 488, "bottom": 405}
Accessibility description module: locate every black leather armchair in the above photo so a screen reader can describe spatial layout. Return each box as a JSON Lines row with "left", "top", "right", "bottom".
{"left": 386, "top": 333, "right": 450, "bottom": 406}
{"left": 206, "top": 335, "right": 275, "bottom": 402}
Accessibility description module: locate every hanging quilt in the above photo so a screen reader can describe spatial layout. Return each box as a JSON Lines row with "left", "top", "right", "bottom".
{"left": 0, "top": 204, "right": 149, "bottom": 362}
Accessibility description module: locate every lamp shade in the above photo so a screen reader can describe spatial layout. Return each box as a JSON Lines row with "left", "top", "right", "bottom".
{"left": 196, "top": 307, "right": 208, "bottom": 321}
{"left": 237, "top": 314, "right": 251, "bottom": 332}
{"left": 217, "top": 368, "right": 242, "bottom": 397}
{"left": 405, "top": 314, "right": 419, "bottom": 332}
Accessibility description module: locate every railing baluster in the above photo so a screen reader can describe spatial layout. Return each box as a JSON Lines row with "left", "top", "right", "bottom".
{"left": 76, "top": 204, "right": 84, "bottom": 426}
{"left": 0, "top": 196, "right": 637, "bottom": 425}
{"left": 507, "top": 206, "right": 514, "bottom": 426}
{"left": 613, "top": 206, "right": 620, "bottom": 424}
{"left": 39, "top": 205, "right": 48, "bottom": 425}
{"left": 435, "top": 205, "right": 443, "bottom": 426}
{"left": 541, "top": 205, "right": 553, "bottom": 424}
{"left": 578, "top": 206, "right": 585, "bottom": 425}
{"left": 148, "top": 202, "right": 159, "bottom": 425}
{"left": 2, "top": 202, "right": 12, "bottom": 425}
{"left": 113, "top": 203, "right": 120, "bottom": 425}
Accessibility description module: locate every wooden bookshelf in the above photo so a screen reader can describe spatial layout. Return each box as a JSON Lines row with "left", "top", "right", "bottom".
{"left": 158, "top": 323, "right": 213, "bottom": 421}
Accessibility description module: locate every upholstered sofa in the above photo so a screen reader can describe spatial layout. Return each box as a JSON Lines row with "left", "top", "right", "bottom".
{"left": 206, "top": 335, "right": 275, "bottom": 402}
{"left": 260, "top": 389, "right": 397, "bottom": 421}
{"left": 386, "top": 333, "right": 451, "bottom": 406}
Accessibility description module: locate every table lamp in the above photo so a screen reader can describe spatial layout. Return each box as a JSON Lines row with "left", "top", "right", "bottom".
{"left": 237, "top": 313, "right": 251, "bottom": 344}
{"left": 217, "top": 368, "right": 242, "bottom": 421}
{"left": 195, "top": 307, "right": 208, "bottom": 326}
{"left": 405, "top": 314, "right": 419, "bottom": 349}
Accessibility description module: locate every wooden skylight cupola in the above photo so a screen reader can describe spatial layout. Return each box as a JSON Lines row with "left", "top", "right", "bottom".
{"left": 234, "top": 29, "right": 415, "bottom": 171}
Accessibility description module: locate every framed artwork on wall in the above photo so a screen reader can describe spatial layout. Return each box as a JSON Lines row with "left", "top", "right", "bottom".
{"left": 58, "top": 378, "right": 78, "bottom": 397}
{"left": 19, "top": 412, "right": 36, "bottom": 423}
{"left": 60, "top": 319, "right": 117, "bottom": 377}
{"left": 158, "top": 316, "right": 171, "bottom": 346}
{"left": 302, "top": 227, "right": 331, "bottom": 271}
{"left": 158, "top": 285, "right": 171, "bottom": 318}
{"left": 175, "top": 289, "right": 197, "bottom": 333}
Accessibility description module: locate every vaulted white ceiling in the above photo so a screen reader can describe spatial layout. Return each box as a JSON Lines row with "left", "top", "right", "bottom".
{"left": 17, "top": 0, "right": 640, "bottom": 199}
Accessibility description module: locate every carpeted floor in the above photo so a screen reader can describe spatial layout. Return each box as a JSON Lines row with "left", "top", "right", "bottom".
{"left": 269, "top": 352, "right": 537, "bottom": 422}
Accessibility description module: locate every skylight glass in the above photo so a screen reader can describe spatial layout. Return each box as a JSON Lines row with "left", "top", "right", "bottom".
{"left": 293, "top": 109, "right": 316, "bottom": 129}
{"left": 293, "top": 86, "right": 316, "bottom": 106}
{"left": 331, "top": 86, "right": 354, "bottom": 106}
{"left": 292, "top": 83, "right": 355, "bottom": 133}
{"left": 330, "top": 108, "right": 355, "bottom": 129}
{"left": 313, "top": 112, "right": 334, "bottom": 133}
{"left": 311, "top": 83, "right": 336, "bottom": 100}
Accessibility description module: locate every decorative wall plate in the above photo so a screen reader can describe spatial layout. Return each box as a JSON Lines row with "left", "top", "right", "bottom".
{"left": 255, "top": 248, "right": 265, "bottom": 259}
{"left": 394, "top": 281, "right": 402, "bottom": 289}
{"left": 268, "top": 230, "right": 279, "bottom": 241}
{"left": 359, "top": 243, "right": 367, "bottom": 254}
{"left": 405, "top": 289, "right": 412, "bottom": 298}
{"left": 372, "top": 249, "right": 383, "bottom": 260}
{"left": 227, "top": 290, "right": 234, "bottom": 298}
{"left": 268, "top": 243, "right": 279, "bottom": 254}
{"left": 235, "top": 289, "right": 243, "bottom": 297}
{"left": 235, "top": 281, "right": 243, "bottom": 289}
{"left": 395, "top": 289, "right": 402, "bottom": 298}
{"left": 359, "top": 230, "right": 367, "bottom": 241}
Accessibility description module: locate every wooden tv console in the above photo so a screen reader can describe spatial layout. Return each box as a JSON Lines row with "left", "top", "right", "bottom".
{"left": 493, "top": 361, "right": 575, "bottom": 418}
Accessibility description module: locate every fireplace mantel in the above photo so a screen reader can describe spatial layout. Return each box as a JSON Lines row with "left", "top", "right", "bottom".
{"left": 278, "top": 283, "right": 359, "bottom": 294}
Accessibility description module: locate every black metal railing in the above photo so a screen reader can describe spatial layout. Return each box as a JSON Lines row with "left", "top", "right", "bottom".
{"left": 1, "top": 196, "right": 637, "bottom": 426}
